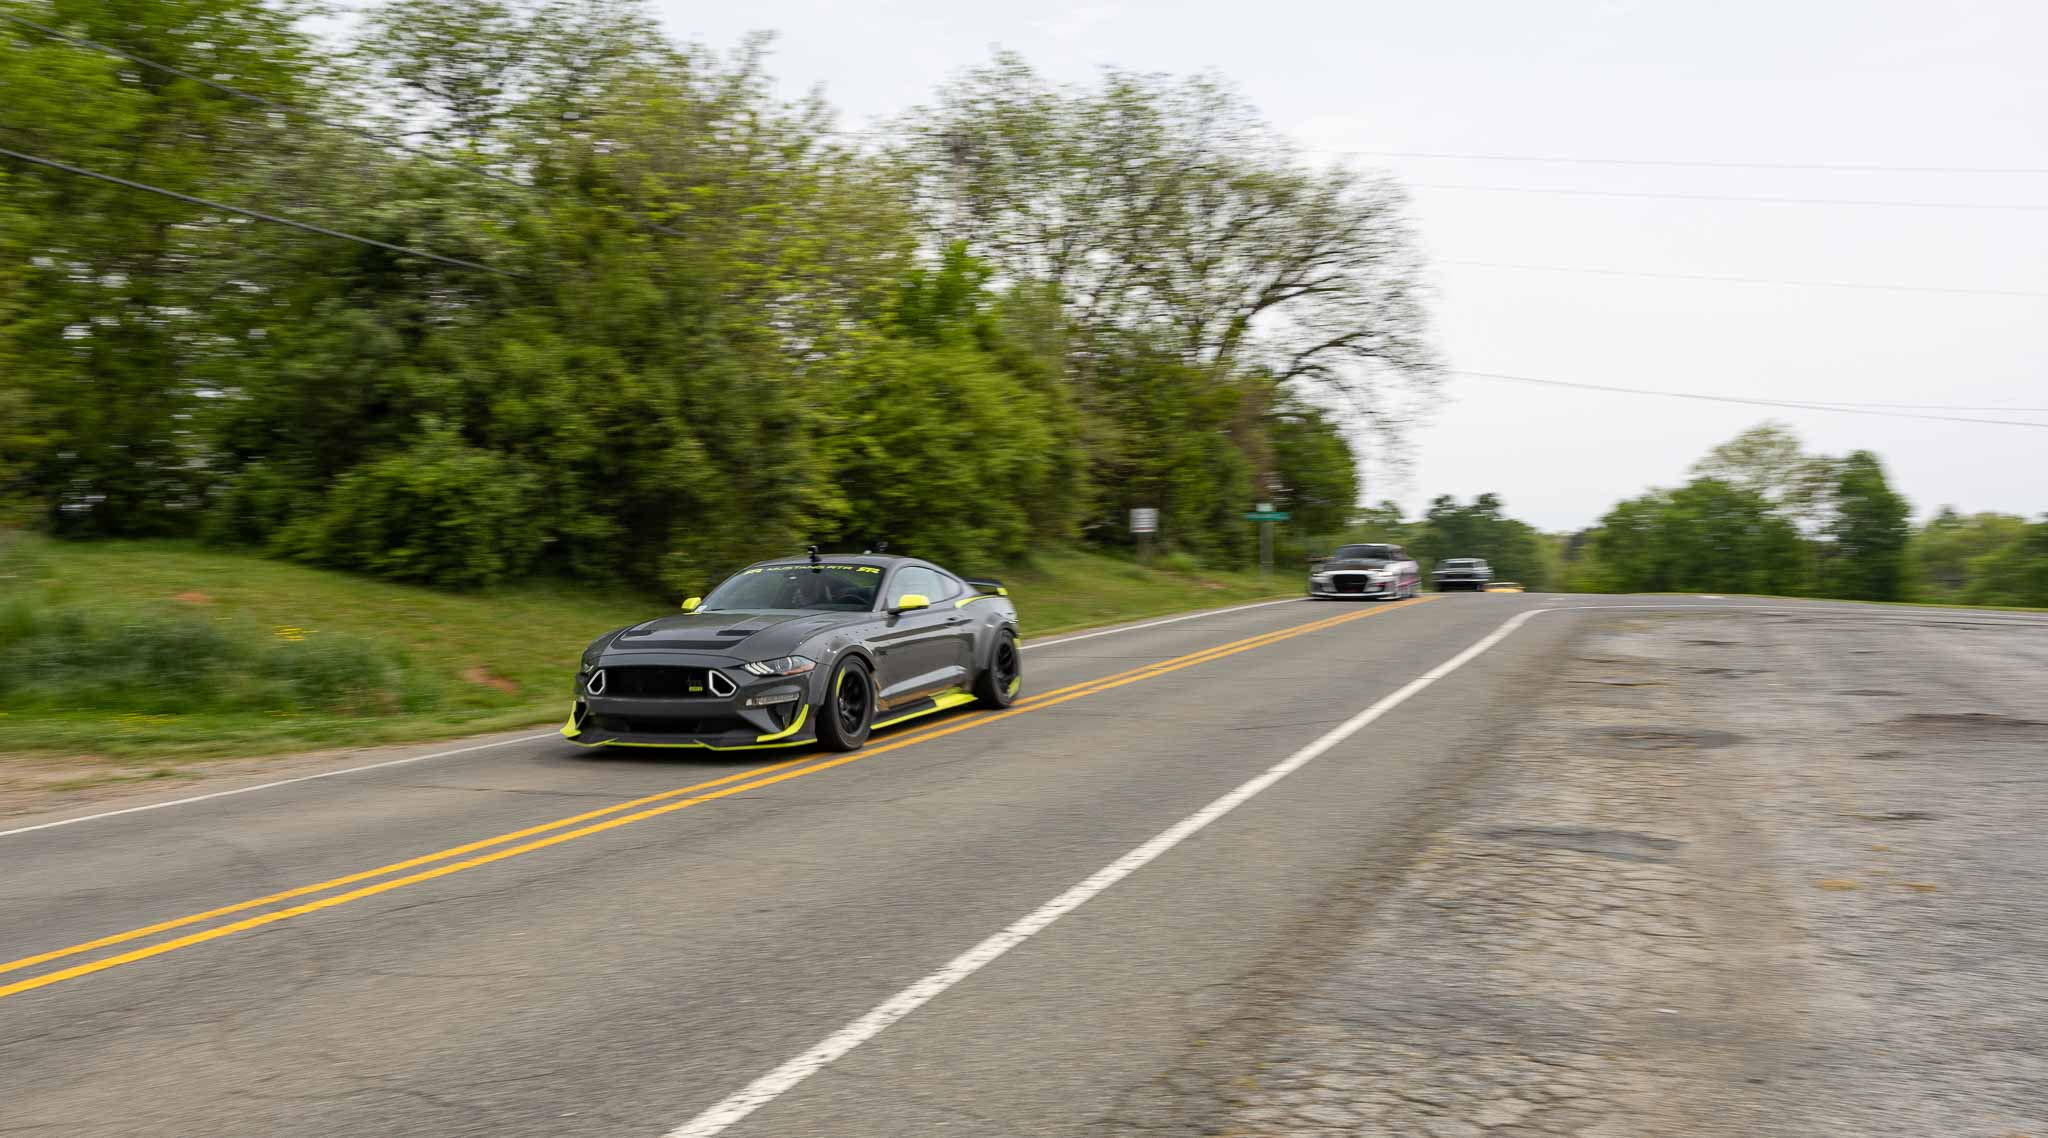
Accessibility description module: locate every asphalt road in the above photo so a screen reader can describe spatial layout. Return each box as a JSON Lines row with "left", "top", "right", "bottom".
{"left": 4, "top": 592, "right": 2042, "bottom": 1136}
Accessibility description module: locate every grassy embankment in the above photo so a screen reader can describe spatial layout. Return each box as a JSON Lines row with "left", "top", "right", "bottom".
{"left": 0, "top": 537, "right": 1293, "bottom": 764}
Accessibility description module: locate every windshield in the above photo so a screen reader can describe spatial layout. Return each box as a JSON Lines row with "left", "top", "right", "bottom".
{"left": 1334, "top": 545, "right": 1394, "bottom": 560}
{"left": 700, "top": 564, "right": 882, "bottom": 612}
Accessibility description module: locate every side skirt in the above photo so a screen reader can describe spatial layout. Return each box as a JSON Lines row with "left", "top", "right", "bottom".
{"left": 871, "top": 689, "right": 978, "bottom": 732}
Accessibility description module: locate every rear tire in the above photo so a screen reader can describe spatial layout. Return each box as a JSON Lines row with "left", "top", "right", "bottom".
{"left": 818, "top": 657, "right": 875, "bottom": 751}
{"left": 974, "top": 630, "right": 1022, "bottom": 708}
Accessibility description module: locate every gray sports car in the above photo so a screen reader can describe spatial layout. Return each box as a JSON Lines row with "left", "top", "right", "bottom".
{"left": 563, "top": 551, "right": 1022, "bottom": 752}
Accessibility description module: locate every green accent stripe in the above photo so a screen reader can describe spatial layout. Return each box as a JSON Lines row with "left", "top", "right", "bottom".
{"left": 753, "top": 702, "right": 809, "bottom": 743}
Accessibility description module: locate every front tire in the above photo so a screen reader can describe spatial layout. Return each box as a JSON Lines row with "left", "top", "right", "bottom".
{"left": 818, "top": 657, "right": 875, "bottom": 751}
{"left": 974, "top": 630, "right": 1022, "bottom": 708}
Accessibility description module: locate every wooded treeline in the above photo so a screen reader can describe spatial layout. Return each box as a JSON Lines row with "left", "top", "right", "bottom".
{"left": 0, "top": 0, "right": 1436, "bottom": 588}
{"left": 1343, "top": 424, "right": 2045, "bottom": 608}
{"left": 1562, "top": 424, "right": 2034, "bottom": 604}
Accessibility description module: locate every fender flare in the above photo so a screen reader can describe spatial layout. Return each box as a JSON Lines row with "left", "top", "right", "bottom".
{"left": 970, "top": 616, "right": 1019, "bottom": 678}
{"left": 819, "top": 645, "right": 880, "bottom": 700}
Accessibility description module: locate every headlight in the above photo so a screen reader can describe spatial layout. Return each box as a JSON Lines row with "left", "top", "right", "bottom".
{"left": 1310, "top": 573, "right": 1330, "bottom": 582}
{"left": 743, "top": 655, "right": 817, "bottom": 677}
{"left": 580, "top": 657, "right": 597, "bottom": 673}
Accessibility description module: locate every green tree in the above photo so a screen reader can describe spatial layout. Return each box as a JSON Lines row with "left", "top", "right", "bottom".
{"left": 1411, "top": 493, "right": 1551, "bottom": 588}
{"left": 0, "top": 0, "right": 322, "bottom": 535}
{"left": 1961, "top": 517, "right": 2048, "bottom": 607}
{"left": 3, "top": 2, "right": 1433, "bottom": 591}
{"left": 1908, "top": 508, "right": 2028, "bottom": 600}
{"left": 1825, "top": 450, "right": 1910, "bottom": 601}
{"left": 1688, "top": 421, "right": 1837, "bottom": 530}
{"left": 899, "top": 54, "right": 1438, "bottom": 553}
{"left": 1590, "top": 479, "right": 1803, "bottom": 595}
{"left": 1268, "top": 400, "right": 1360, "bottom": 541}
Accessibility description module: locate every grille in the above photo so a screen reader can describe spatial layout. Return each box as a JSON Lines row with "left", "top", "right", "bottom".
{"left": 599, "top": 666, "right": 714, "bottom": 698}
{"left": 1335, "top": 577, "right": 1368, "bottom": 594}
{"left": 594, "top": 714, "right": 749, "bottom": 736}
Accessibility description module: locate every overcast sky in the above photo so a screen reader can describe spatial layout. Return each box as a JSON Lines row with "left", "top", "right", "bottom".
{"left": 650, "top": 0, "right": 2044, "bottom": 529}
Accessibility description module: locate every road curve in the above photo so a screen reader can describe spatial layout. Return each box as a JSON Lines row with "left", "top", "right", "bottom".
{"left": 3, "top": 593, "right": 2039, "bottom": 1136}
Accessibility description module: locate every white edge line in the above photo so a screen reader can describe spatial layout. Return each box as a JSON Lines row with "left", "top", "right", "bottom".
{"left": 0, "top": 732, "right": 556, "bottom": 841}
{"left": 664, "top": 606, "right": 1553, "bottom": 1138}
{"left": 1020, "top": 597, "right": 1305, "bottom": 651}
{"left": 0, "top": 597, "right": 1309, "bottom": 841}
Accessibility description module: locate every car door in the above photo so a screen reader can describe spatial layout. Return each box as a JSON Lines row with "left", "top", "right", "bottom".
{"left": 872, "top": 565, "right": 970, "bottom": 707}
{"left": 1391, "top": 546, "right": 1418, "bottom": 591}
{"left": 926, "top": 570, "right": 979, "bottom": 674}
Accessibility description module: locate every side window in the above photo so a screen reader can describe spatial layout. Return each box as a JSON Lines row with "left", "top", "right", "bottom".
{"left": 934, "top": 572, "right": 967, "bottom": 601}
{"left": 889, "top": 566, "right": 944, "bottom": 606}
{"left": 1391, "top": 547, "right": 1407, "bottom": 561}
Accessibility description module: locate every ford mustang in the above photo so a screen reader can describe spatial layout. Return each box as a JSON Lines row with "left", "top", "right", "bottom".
{"left": 563, "top": 551, "right": 1022, "bottom": 752}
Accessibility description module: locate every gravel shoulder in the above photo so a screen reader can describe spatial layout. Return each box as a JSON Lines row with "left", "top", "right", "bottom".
{"left": 1130, "top": 607, "right": 2048, "bottom": 1138}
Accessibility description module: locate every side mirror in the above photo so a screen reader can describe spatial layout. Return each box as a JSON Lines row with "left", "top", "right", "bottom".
{"left": 681, "top": 596, "right": 701, "bottom": 613}
{"left": 892, "top": 593, "right": 931, "bottom": 614}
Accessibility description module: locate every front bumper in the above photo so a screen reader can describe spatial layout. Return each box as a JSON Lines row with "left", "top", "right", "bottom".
{"left": 561, "top": 658, "right": 818, "bottom": 749}
{"left": 1310, "top": 573, "right": 1398, "bottom": 598}
{"left": 1434, "top": 576, "right": 1489, "bottom": 591}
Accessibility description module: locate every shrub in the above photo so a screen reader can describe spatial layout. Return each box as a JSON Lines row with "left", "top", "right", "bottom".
{"left": 0, "top": 608, "right": 245, "bottom": 712}
{"left": 262, "top": 635, "right": 399, "bottom": 713}
{"left": 284, "top": 430, "right": 542, "bottom": 588}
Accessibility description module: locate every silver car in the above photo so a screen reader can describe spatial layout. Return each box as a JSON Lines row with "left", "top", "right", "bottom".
{"left": 1433, "top": 557, "right": 1493, "bottom": 592}
{"left": 1309, "top": 543, "right": 1422, "bottom": 600}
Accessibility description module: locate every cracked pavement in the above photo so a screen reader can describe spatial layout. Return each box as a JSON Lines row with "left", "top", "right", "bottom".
{"left": 1117, "top": 610, "right": 2048, "bottom": 1138}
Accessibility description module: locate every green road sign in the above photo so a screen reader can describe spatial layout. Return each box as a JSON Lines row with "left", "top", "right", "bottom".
{"left": 1243, "top": 510, "right": 1290, "bottom": 521}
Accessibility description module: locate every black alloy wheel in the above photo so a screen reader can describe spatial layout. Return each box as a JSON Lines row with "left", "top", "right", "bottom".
{"left": 976, "top": 630, "right": 1022, "bottom": 708}
{"left": 820, "top": 658, "right": 875, "bottom": 751}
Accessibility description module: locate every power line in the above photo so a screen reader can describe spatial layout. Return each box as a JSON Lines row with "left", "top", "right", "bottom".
{"left": 0, "top": 10, "right": 686, "bottom": 238}
{"left": 1433, "top": 258, "right": 2048, "bottom": 300}
{"left": 1450, "top": 370, "right": 2048, "bottom": 429}
{"left": 0, "top": 11, "right": 514, "bottom": 188}
{"left": 841, "top": 128, "right": 2046, "bottom": 211}
{"left": 1852, "top": 400, "right": 2048, "bottom": 413}
{"left": 1314, "top": 147, "right": 2048, "bottom": 177}
{"left": 839, "top": 126, "right": 2048, "bottom": 179}
{"left": 0, "top": 145, "right": 517, "bottom": 276}
{"left": 1410, "top": 182, "right": 2048, "bottom": 213}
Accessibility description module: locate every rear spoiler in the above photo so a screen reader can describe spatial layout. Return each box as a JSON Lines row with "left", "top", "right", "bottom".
{"left": 964, "top": 577, "right": 1008, "bottom": 597}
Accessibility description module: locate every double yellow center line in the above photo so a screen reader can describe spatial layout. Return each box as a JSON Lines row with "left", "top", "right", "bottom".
{"left": 0, "top": 596, "right": 1432, "bottom": 1001}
